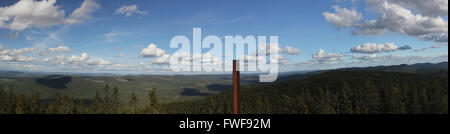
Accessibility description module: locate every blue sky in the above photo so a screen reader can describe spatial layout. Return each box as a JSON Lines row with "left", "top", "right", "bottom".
{"left": 0, "top": 0, "right": 448, "bottom": 74}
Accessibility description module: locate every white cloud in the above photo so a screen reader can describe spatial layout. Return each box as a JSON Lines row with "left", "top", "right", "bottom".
{"left": 115, "top": 5, "right": 147, "bottom": 16}
{"left": 49, "top": 46, "right": 71, "bottom": 52}
{"left": 65, "top": 0, "right": 100, "bottom": 24}
{"left": 351, "top": 42, "right": 411, "bottom": 54}
{"left": 352, "top": 54, "right": 378, "bottom": 61}
{"left": 38, "top": 45, "right": 71, "bottom": 56}
{"left": 0, "top": 45, "right": 34, "bottom": 62}
{"left": 168, "top": 52, "right": 223, "bottom": 68}
{"left": 324, "top": 0, "right": 448, "bottom": 42}
{"left": 255, "top": 44, "right": 301, "bottom": 56}
{"left": 0, "top": 0, "right": 66, "bottom": 31}
{"left": 312, "top": 49, "right": 344, "bottom": 63}
{"left": 152, "top": 54, "right": 170, "bottom": 64}
{"left": 0, "top": 0, "right": 99, "bottom": 31}
{"left": 381, "top": 0, "right": 447, "bottom": 17}
{"left": 46, "top": 52, "right": 110, "bottom": 67}
{"left": 322, "top": 5, "right": 362, "bottom": 27}
{"left": 270, "top": 55, "right": 290, "bottom": 65}
{"left": 44, "top": 54, "right": 65, "bottom": 63}
{"left": 66, "top": 52, "right": 89, "bottom": 63}
{"left": 240, "top": 54, "right": 290, "bottom": 65}
{"left": 43, "top": 58, "right": 50, "bottom": 63}
{"left": 240, "top": 54, "right": 264, "bottom": 63}
{"left": 348, "top": 54, "right": 448, "bottom": 66}
{"left": 282, "top": 46, "right": 301, "bottom": 55}
{"left": 141, "top": 43, "right": 165, "bottom": 58}
{"left": 431, "top": 44, "right": 441, "bottom": 48}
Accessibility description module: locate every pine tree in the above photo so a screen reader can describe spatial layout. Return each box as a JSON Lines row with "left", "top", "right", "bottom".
{"left": 76, "top": 100, "right": 85, "bottom": 114}
{"left": 440, "top": 95, "right": 448, "bottom": 114}
{"left": 311, "top": 87, "right": 331, "bottom": 114}
{"left": 297, "top": 91, "right": 309, "bottom": 114}
{"left": 15, "top": 94, "right": 26, "bottom": 114}
{"left": 59, "top": 93, "right": 74, "bottom": 114}
{"left": 408, "top": 88, "right": 421, "bottom": 114}
{"left": 338, "top": 83, "right": 353, "bottom": 114}
{"left": 47, "top": 93, "right": 61, "bottom": 114}
{"left": 0, "top": 87, "right": 6, "bottom": 114}
{"left": 364, "top": 80, "right": 380, "bottom": 114}
{"left": 146, "top": 86, "right": 161, "bottom": 114}
{"left": 129, "top": 92, "right": 138, "bottom": 114}
{"left": 91, "top": 91, "right": 102, "bottom": 114}
{"left": 6, "top": 88, "right": 17, "bottom": 114}
{"left": 112, "top": 86, "right": 121, "bottom": 114}
{"left": 103, "top": 83, "right": 111, "bottom": 113}
{"left": 30, "top": 92, "right": 41, "bottom": 114}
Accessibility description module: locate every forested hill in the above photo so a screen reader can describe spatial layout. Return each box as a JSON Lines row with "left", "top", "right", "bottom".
{"left": 335, "top": 62, "right": 448, "bottom": 77}
{"left": 164, "top": 70, "right": 448, "bottom": 114}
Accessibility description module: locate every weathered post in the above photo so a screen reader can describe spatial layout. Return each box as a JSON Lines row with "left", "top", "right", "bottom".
{"left": 233, "top": 60, "right": 240, "bottom": 114}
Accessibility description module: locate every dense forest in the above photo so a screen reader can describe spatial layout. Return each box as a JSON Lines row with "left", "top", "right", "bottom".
{"left": 0, "top": 70, "right": 448, "bottom": 114}
{"left": 164, "top": 71, "right": 448, "bottom": 114}
{"left": 0, "top": 84, "right": 162, "bottom": 114}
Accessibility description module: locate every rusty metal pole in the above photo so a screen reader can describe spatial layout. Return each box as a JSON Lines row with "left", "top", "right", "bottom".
{"left": 233, "top": 60, "right": 240, "bottom": 114}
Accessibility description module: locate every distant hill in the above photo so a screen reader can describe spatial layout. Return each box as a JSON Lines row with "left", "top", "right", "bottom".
{"left": 335, "top": 62, "right": 448, "bottom": 76}
{"left": 164, "top": 70, "right": 448, "bottom": 114}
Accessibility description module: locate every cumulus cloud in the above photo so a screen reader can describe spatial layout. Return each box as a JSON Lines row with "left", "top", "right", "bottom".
{"left": 381, "top": 0, "right": 447, "bottom": 17}
{"left": 324, "top": 0, "right": 448, "bottom": 42}
{"left": 0, "top": 0, "right": 66, "bottom": 31}
{"left": 282, "top": 46, "right": 301, "bottom": 55}
{"left": 351, "top": 42, "right": 411, "bottom": 54}
{"left": 0, "top": 45, "right": 34, "bottom": 62}
{"left": 115, "top": 5, "right": 147, "bottom": 16}
{"left": 312, "top": 49, "right": 344, "bottom": 63}
{"left": 255, "top": 44, "right": 301, "bottom": 56}
{"left": 152, "top": 54, "right": 170, "bottom": 64}
{"left": 65, "top": 0, "right": 100, "bottom": 24}
{"left": 141, "top": 43, "right": 165, "bottom": 58}
{"left": 0, "top": 0, "right": 99, "bottom": 31}
{"left": 270, "top": 55, "right": 290, "bottom": 65}
{"left": 323, "top": 5, "right": 362, "bottom": 27}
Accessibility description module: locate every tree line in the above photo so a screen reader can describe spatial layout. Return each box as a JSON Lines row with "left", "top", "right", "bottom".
{"left": 0, "top": 84, "right": 162, "bottom": 114}
{"left": 0, "top": 70, "right": 447, "bottom": 114}
{"left": 164, "top": 71, "right": 448, "bottom": 114}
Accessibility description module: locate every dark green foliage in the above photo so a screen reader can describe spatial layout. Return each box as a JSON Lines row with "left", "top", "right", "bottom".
{"left": 0, "top": 70, "right": 447, "bottom": 114}
{"left": 129, "top": 92, "right": 138, "bottom": 114}
{"left": 163, "top": 71, "right": 448, "bottom": 114}
{"left": 145, "top": 86, "right": 162, "bottom": 114}
{"left": 0, "top": 84, "right": 161, "bottom": 114}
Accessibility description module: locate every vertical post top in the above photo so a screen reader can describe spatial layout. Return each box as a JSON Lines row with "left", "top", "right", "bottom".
{"left": 233, "top": 60, "right": 239, "bottom": 72}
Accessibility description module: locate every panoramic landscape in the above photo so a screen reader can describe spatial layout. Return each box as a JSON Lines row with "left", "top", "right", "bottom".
{"left": 0, "top": 0, "right": 448, "bottom": 114}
